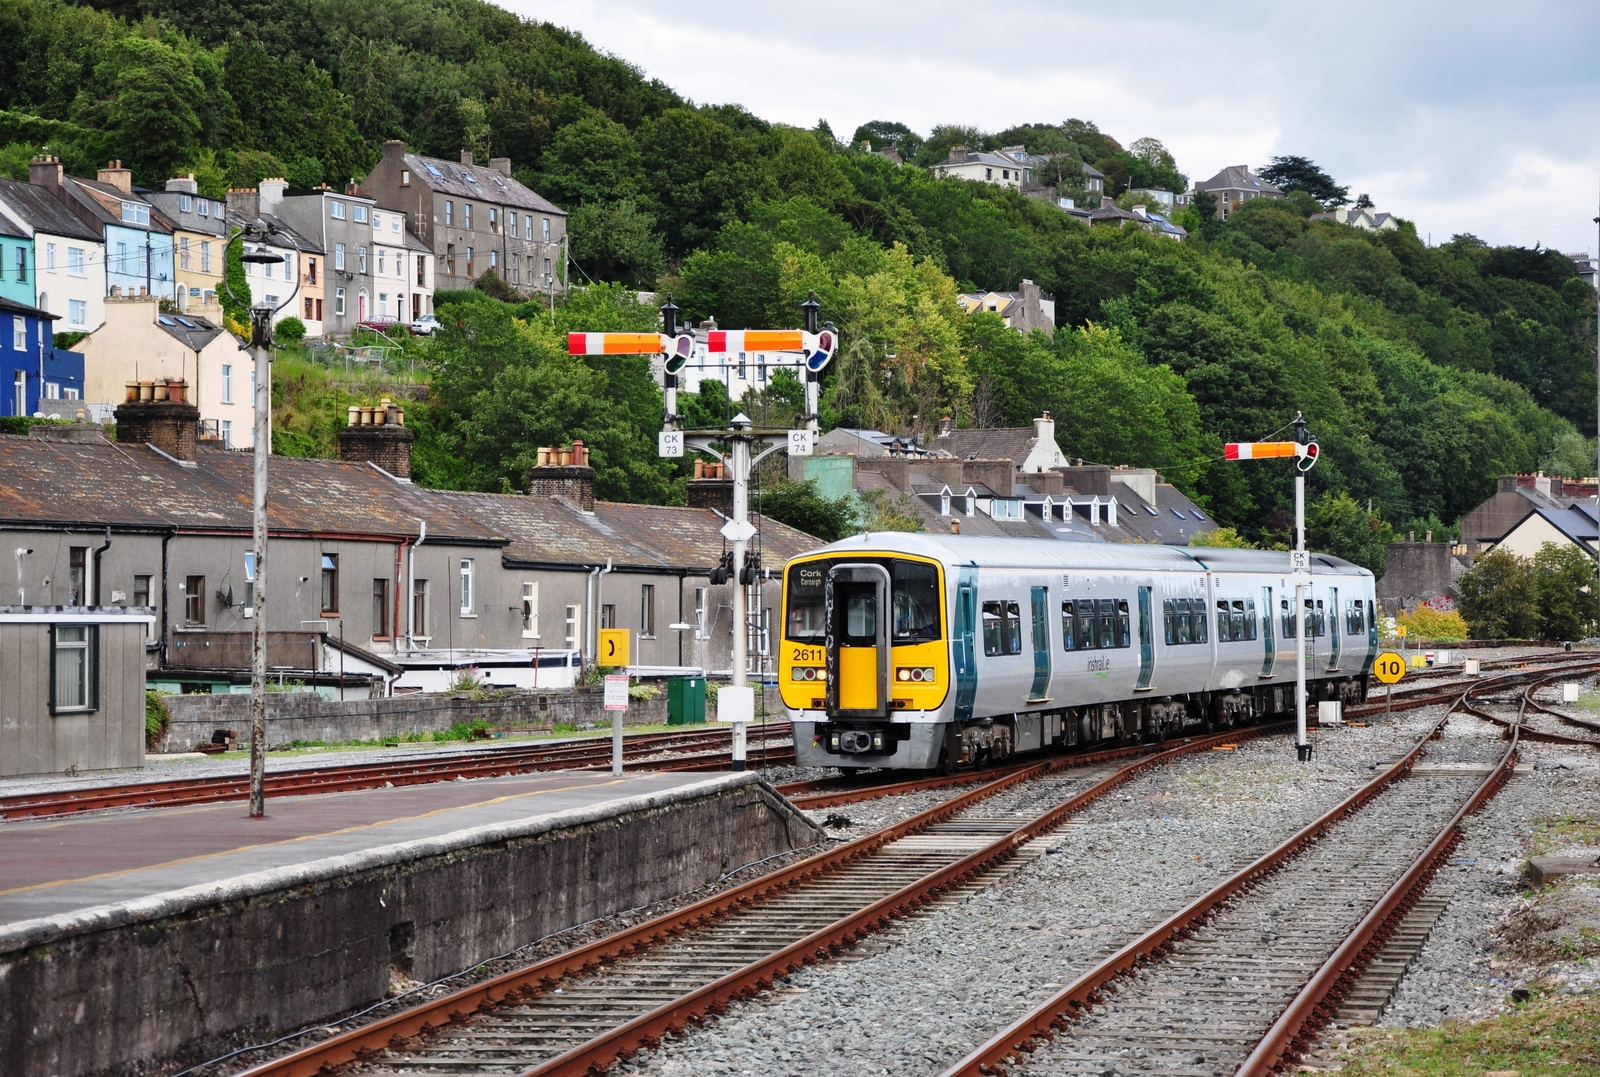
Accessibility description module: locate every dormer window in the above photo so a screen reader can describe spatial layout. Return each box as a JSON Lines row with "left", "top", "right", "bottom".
{"left": 180, "top": 194, "right": 193, "bottom": 212}
{"left": 197, "top": 200, "right": 209, "bottom": 217}
{"left": 120, "top": 201, "right": 149, "bottom": 225}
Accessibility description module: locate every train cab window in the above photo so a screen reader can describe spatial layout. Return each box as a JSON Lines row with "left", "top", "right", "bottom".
{"left": 1346, "top": 599, "right": 1366, "bottom": 636}
{"left": 785, "top": 563, "right": 827, "bottom": 642}
{"left": 982, "top": 600, "right": 1021, "bottom": 656}
{"left": 890, "top": 560, "right": 941, "bottom": 643}
{"left": 1060, "top": 600, "right": 1076, "bottom": 651}
{"left": 1245, "top": 598, "right": 1258, "bottom": 640}
{"left": 844, "top": 592, "right": 877, "bottom": 642}
{"left": 1115, "top": 599, "right": 1130, "bottom": 648}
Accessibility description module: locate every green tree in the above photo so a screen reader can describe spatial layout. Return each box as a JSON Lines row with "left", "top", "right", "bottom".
{"left": 1189, "top": 527, "right": 1255, "bottom": 548}
{"left": 1539, "top": 430, "right": 1597, "bottom": 478}
{"left": 1456, "top": 548, "right": 1538, "bottom": 639}
{"left": 849, "top": 120, "right": 921, "bottom": 158}
{"left": 74, "top": 35, "right": 205, "bottom": 182}
{"left": 567, "top": 199, "right": 665, "bottom": 288}
{"left": 221, "top": 236, "right": 250, "bottom": 325}
{"left": 858, "top": 487, "right": 924, "bottom": 532}
{"left": 756, "top": 478, "right": 855, "bottom": 541}
{"left": 537, "top": 112, "right": 641, "bottom": 205}
{"left": 1258, "top": 156, "right": 1349, "bottom": 206}
{"left": 1532, "top": 541, "right": 1598, "bottom": 641}
{"left": 1307, "top": 492, "right": 1394, "bottom": 578}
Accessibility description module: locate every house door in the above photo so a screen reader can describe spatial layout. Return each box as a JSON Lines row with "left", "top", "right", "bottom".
{"left": 412, "top": 293, "right": 421, "bottom": 320}
{"left": 358, "top": 291, "right": 368, "bottom": 322}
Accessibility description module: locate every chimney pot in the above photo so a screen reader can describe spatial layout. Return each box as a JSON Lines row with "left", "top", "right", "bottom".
{"left": 338, "top": 414, "right": 416, "bottom": 477}
{"left": 114, "top": 393, "right": 201, "bottom": 461}
{"left": 528, "top": 451, "right": 597, "bottom": 511}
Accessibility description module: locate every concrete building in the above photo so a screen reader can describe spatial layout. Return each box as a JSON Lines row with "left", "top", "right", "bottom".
{"left": 254, "top": 180, "right": 377, "bottom": 336}
{"left": 1457, "top": 473, "right": 1598, "bottom": 553}
{"left": 0, "top": 178, "right": 107, "bottom": 335}
{"left": 1193, "top": 165, "right": 1285, "bottom": 220}
{"left": 0, "top": 401, "right": 821, "bottom": 695}
{"left": 226, "top": 183, "right": 327, "bottom": 335}
{"left": 932, "top": 145, "right": 1106, "bottom": 209}
{"left": 1, "top": 296, "right": 73, "bottom": 416}
{"left": 29, "top": 158, "right": 177, "bottom": 301}
{"left": 1309, "top": 205, "right": 1399, "bottom": 232}
{"left": 75, "top": 296, "right": 252, "bottom": 446}
{"left": 1565, "top": 252, "right": 1596, "bottom": 291}
{"left": 0, "top": 604, "right": 154, "bottom": 777}
{"left": 956, "top": 280, "right": 1055, "bottom": 335}
{"left": 145, "top": 176, "right": 227, "bottom": 314}
{"left": 363, "top": 141, "right": 566, "bottom": 297}
{"left": 370, "top": 206, "right": 433, "bottom": 323}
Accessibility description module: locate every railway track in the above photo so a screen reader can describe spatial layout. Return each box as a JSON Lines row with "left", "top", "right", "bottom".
{"left": 0, "top": 723, "right": 793, "bottom": 821}
{"left": 1344, "top": 648, "right": 1599, "bottom": 719}
{"left": 226, "top": 724, "right": 1282, "bottom": 1077}
{"left": 937, "top": 670, "right": 1532, "bottom": 1077}
{"left": 1457, "top": 664, "right": 1600, "bottom": 749}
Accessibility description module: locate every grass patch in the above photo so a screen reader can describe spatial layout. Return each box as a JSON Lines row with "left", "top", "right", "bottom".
{"left": 1531, "top": 814, "right": 1600, "bottom": 857}
{"left": 1335, "top": 992, "right": 1600, "bottom": 1075}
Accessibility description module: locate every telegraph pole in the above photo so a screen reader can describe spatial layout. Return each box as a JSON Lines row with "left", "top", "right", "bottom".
{"left": 249, "top": 301, "right": 271, "bottom": 816}
{"left": 1292, "top": 413, "right": 1312, "bottom": 762}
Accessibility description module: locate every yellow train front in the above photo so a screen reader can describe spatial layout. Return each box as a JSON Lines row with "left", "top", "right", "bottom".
{"left": 780, "top": 534, "right": 1379, "bottom": 773}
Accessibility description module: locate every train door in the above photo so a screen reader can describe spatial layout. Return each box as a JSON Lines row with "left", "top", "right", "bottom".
{"left": 1260, "top": 585, "right": 1276, "bottom": 678}
{"left": 825, "top": 563, "right": 890, "bottom": 718}
{"left": 954, "top": 568, "right": 978, "bottom": 721}
{"left": 1326, "top": 586, "right": 1342, "bottom": 671}
{"left": 1366, "top": 598, "right": 1379, "bottom": 671}
{"left": 1028, "top": 586, "right": 1051, "bottom": 702}
{"left": 1135, "top": 586, "right": 1155, "bottom": 690}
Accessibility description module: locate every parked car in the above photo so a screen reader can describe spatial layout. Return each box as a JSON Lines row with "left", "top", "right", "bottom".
{"left": 357, "top": 319, "right": 403, "bottom": 334}
{"left": 410, "top": 313, "right": 441, "bottom": 336}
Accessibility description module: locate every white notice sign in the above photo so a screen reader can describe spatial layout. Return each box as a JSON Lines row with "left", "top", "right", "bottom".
{"left": 658, "top": 430, "right": 684, "bottom": 458}
{"left": 1290, "top": 550, "right": 1310, "bottom": 573}
{"left": 603, "top": 674, "right": 630, "bottom": 711}
{"left": 788, "top": 429, "right": 813, "bottom": 457}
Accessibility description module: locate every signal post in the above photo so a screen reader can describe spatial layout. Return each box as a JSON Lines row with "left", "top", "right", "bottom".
{"left": 568, "top": 296, "right": 836, "bottom": 769}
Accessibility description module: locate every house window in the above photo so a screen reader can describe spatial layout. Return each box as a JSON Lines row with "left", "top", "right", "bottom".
{"left": 64, "top": 387, "right": 78, "bottom": 400}
{"left": 335, "top": 288, "right": 345, "bottom": 316}
{"left": 133, "top": 575, "right": 151, "bottom": 607}
{"left": 372, "top": 578, "right": 390, "bottom": 638}
{"left": 489, "top": 250, "right": 497, "bottom": 272}
{"left": 565, "top": 604, "right": 580, "bottom": 649}
{"left": 51, "top": 624, "right": 97, "bottom": 712}
{"left": 600, "top": 604, "right": 615, "bottom": 629}
{"left": 521, "top": 581, "right": 538, "bottom": 638}
{"left": 401, "top": 169, "right": 411, "bottom": 186}
{"left": 15, "top": 246, "right": 25, "bottom": 281}
{"left": 68, "top": 546, "right": 86, "bottom": 605}
{"left": 45, "top": 242, "right": 55, "bottom": 270}
{"left": 527, "top": 255, "right": 535, "bottom": 281}
{"left": 510, "top": 259, "right": 518, "bottom": 285}
{"left": 180, "top": 194, "right": 193, "bottom": 213}
{"left": 524, "top": 214, "right": 532, "bottom": 238}
{"left": 508, "top": 214, "right": 518, "bottom": 239}
{"left": 315, "top": 298, "right": 323, "bottom": 320}
{"left": 541, "top": 217, "right": 550, "bottom": 241}
{"left": 179, "top": 237, "right": 190, "bottom": 270}
{"left": 221, "top": 419, "right": 231, "bottom": 447}
{"left": 378, "top": 248, "right": 386, "bottom": 276}
{"left": 444, "top": 200, "right": 453, "bottom": 226}
{"left": 12, "top": 316, "right": 24, "bottom": 351}
{"left": 464, "top": 204, "right": 472, "bottom": 229}
{"left": 69, "top": 300, "right": 84, "bottom": 326}
{"left": 200, "top": 241, "right": 211, "bottom": 274}
{"left": 640, "top": 584, "right": 655, "bottom": 637}
{"left": 184, "top": 575, "right": 205, "bottom": 625}
{"left": 543, "top": 258, "right": 551, "bottom": 282}
{"left": 305, "top": 297, "right": 314, "bottom": 319}
{"left": 412, "top": 579, "right": 429, "bottom": 640}
{"left": 466, "top": 247, "right": 474, "bottom": 277}
{"left": 221, "top": 364, "right": 232, "bottom": 403}
{"left": 68, "top": 247, "right": 84, "bottom": 275}
{"left": 358, "top": 246, "right": 367, "bottom": 274}
{"left": 120, "top": 201, "right": 149, "bottom": 225}
{"left": 446, "top": 244, "right": 455, "bottom": 275}
{"left": 417, "top": 255, "right": 425, "bottom": 286}
{"left": 488, "top": 207, "right": 498, "bottom": 232}
{"left": 320, "top": 553, "right": 338, "bottom": 613}
{"left": 985, "top": 168, "right": 992, "bottom": 180}
{"left": 44, "top": 381, "right": 58, "bottom": 399}
{"left": 458, "top": 558, "right": 473, "bottom": 614}
{"left": 353, "top": 205, "right": 368, "bottom": 223}
{"left": 199, "top": 199, "right": 211, "bottom": 217}
{"left": 330, "top": 201, "right": 345, "bottom": 220}
{"left": 334, "top": 243, "right": 345, "bottom": 271}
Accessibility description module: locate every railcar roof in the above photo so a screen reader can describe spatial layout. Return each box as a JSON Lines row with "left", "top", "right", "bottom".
{"left": 796, "top": 533, "right": 1371, "bottom": 578}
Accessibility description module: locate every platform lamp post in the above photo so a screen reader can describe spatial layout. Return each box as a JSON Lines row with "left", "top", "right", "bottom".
{"left": 223, "top": 222, "right": 302, "bottom": 818}
{"left": 1224, "top": 414, "right": 1319, "bottom": 761}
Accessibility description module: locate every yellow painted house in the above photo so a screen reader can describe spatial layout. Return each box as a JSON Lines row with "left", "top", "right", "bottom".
{"left": 146, "top": 177, "right": 227, "bottom": 314}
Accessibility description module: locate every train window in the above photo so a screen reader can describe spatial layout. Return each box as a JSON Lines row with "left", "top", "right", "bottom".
{"left": 1094, "top": 599, "right": 1113, "bottom": 649}
{"left": 1077, "top": 600, "right": 1095, "bottom": 651}
{"left": 1244, "top": 599, "right": 1258, "bottom": 640}
{"left": 890, "top": 561, "right": 941, "bottom": 643}
{"left": 1348, "top": 599, "right": 1366, "bottom": 636}
{"left": 982, "top": 601, "right": 1021, "bottom": 656}
{"left": 1216, "top": 600, "right": 1232, "bottom": 643}
{"left": 785, "top": 562, "right": 826, "bottom": 643}
{"left": 1175, "top": 599, "right": 1192, "bottom": 644}
{"left": 1232, "top": 600, "right": 1247, "bottom": 641}
{"left": 1060, "top": 600, "right": 1076, "bottom": 651}
{"left": 1162, "top": 599, "right": 1175, "bottom": 645}
{"left": 1190, "top": 599, "right": 1208, "bottom": 644}
{"left": 845, "top": 593, "right": 877, "bottom": 642}
{"left": 1306, "top": 599, "right": 1325, "bottom": 637}
{"left": 1316, "top": 600, "right": 1326, "bottom": 637}
{"left": 1115, "top": 600, "right": 1130, "bottom": 648}
{"left": 1281, "top": 598, "right": 1296, "bottom": 639}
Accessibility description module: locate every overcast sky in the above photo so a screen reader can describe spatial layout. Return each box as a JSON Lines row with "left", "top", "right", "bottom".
{"left": 505, "top": 0, "right": 1600, "bottom": 255}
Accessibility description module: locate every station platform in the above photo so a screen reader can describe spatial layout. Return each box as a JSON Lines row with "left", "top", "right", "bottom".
{"left": 1, "top": 768, "right": 824, "bottom": 1077}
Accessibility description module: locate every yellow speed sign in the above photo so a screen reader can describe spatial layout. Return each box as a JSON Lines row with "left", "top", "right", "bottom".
{"left": 1373, "top": 651, "right": 1406, "bottom": 684}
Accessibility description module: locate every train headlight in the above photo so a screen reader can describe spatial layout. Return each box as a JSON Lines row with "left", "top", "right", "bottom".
{"left": 895, "top": 667, "right": 937, "bottom": 683}
{"left": 791, "top": 666, "right": 824, "bottom": 682}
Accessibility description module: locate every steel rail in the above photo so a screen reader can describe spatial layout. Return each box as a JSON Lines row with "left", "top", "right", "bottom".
{"left": 934, "top": 672, "right": 1519, "bottom": 1077}
{"left": 0, "top": 724, "right": 793, "bottom": 821}
{"left": 230, "top": 724, "right": 1282, "bottom": 1077}
{"left": 1234, "top": 676, "right": 1525, "bottom": 1074}
{"left": 1456, "top": 664, "right": 1600, "bottom": 749}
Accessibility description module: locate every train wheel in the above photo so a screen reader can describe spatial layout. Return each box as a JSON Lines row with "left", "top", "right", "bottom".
{"left": 935, "top": 747, "right": 955, "bottom": 776}
{"left": 974, "top": 746, "right": 992, "bottom": 770}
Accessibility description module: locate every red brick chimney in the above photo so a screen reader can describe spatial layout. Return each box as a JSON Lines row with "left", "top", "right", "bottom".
{"left": 527, "top": 441, "right": 596, "bottom": 510}
{"left": 338, "top": 398, "right": 415, "bottom": 478}
{"left": 115, "top": 380, "right": 200, "bottom": 460}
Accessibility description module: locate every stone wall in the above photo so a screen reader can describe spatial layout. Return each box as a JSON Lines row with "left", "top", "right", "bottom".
{"left": 1376, "top": 541, "right": 1455, "bottom": 610}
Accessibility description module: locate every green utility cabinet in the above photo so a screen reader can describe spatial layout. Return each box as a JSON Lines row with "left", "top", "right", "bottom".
{"left": 667, "top": 676, "right": 706, "bottom": 725}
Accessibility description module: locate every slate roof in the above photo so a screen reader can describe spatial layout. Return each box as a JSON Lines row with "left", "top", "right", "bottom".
{"left": 0, "top": 179, "right": 103, "bottom": 242}
{"left": 259, "top": 212, "right": 323, "bottom": 254}
{"left": 65, "top": 178, "right": 174, "bottom": 233}
{"left": 930, "top": 426, "right": 1039, "bottom": 464}
{"left": 403, "top": 153, "right": 565, "bottom": 216}
{"left": 1194, "top": 166, "right": 1283, "bottom": 196}
{"left": 0, "top": 295, "right": 56, "bottom": 320}
{"left": 1502, "top": 504, "right": 1599, "bottom": 554}
{"left": 154, "top": 312, "right": 225, "bottom": 351}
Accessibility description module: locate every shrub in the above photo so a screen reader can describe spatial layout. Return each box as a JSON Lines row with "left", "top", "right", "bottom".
{"left": 275, "top": 316, "right": 306, "bottom": 343}
{"left": 144, "top": 689, "right": 170, "bottom": 750}
{"left": 1395, "top": 605, "right": 1469, "bottom": 642}
{"left": 628, "top": 683, "right": 660, "bottom": 701}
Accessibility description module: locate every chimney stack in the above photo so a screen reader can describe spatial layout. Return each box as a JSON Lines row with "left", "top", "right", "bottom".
{"left": 937, "top": 416, "right": 955, "bottom": 438}
{"left": 98, "top": 160, "right": 133, "bottom": 194}
{"left": 165, "top": 174, "right": 199, "bottom": 194}
{"left": 115, "top": 380, "right": 200, "bottom": 460}
{"left": 1033, "top": 411, "right": 1055, "bottom": 446}
{"left": 528, "top": 441, "right": 596, "bottom": 510}
{"left": 338, "top": 398, "right": 415, "bottom": 478}
{"left": 489, "top": 157, "right": 512, "bottom": 177}
{"left": 258, "top": 177, "right": 288, "bottom": 213}
{"left": 949, "top": 145, "right": 969, "bottom": 163}
{"left": 30, "top": 155, "right": 63, "bottom": 190}
{"left": 460, "top": 150, "right": 475, "bottom": 166}
{"left": 226, "top": 187, "right": 261, "bottom": 225}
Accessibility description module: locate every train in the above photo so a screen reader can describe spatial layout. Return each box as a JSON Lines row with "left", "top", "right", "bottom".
{"left": 778, "top": 534, "right": 1378, "bottom": 772}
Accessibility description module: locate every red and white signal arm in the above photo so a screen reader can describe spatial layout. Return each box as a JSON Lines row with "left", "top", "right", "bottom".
{"left": 805, "top": 329, "right": 836, "bottom": 373}
{"left": 1223, "top": 440, "right": 1319, "bottom": 470}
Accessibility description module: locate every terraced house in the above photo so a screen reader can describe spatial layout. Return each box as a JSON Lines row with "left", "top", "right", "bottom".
{"left": 0, "top": 177, "right": 107, "bottom": 335}
{"left": 30, "top": 158, "right": 176, "bottom": 302}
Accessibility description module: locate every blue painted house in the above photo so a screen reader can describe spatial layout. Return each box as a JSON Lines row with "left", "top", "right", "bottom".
{"left": 0, "top": 296, "right": 77, "bottom": 417}
{"left": 29, "top": 160, "right": 175, "bottom": 302}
